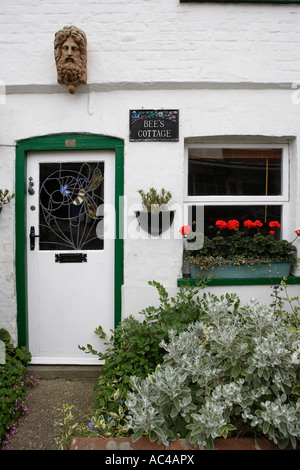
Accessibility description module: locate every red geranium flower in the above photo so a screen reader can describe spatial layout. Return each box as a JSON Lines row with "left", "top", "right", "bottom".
{"left": 215, "top": 220, "right": 228, "bottom": 230}
{"left": 227, "top": 219, "right": 239, "bottom": 230}
{"left": 269, "top": 230, "right": 275, "bottom": 235}
{"left": 244, "top": 220, "right": 254, "bottom": 229}
{"left": 269, "top": 221, "right": 280, "bottom": 229}
{"left": 180, "top": 225, "right": 192, "bottom": 236}
{"left": 253, "top": 220, "right": 263, "bottom": 228}
{"left": 295, "top": 229, "right": 300, "bottom": 236}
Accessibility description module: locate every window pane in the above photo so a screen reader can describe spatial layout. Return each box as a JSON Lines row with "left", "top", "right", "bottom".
{"left": 188, "top": 148, "right": 282, "bottom": 196}
{"left": 188, "top": 205, "right": 282, "bottom": 238}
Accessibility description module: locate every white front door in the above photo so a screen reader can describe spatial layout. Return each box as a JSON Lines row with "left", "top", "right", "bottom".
{"left": 27, "top": 150, "right": 115, "bottom": 364}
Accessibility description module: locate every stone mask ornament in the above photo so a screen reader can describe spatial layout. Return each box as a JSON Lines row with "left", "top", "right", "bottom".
{"left": 54, "top": 25, "right": 87, "bottom": 94}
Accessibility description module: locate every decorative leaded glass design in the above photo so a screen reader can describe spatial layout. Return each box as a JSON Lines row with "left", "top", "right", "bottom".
{"left": 39, "top": 161, "right": 104, "bottom": 250}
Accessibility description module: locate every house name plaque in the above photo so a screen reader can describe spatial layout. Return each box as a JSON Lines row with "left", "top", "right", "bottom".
{"left": 129, "top": 110, "right": 179, "bottom": 141}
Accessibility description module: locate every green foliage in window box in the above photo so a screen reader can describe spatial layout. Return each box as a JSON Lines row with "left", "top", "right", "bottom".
{"left": 186, "top": 220, "right": 298, "bottom": 271}
{"left": 125, "top": 292, "right": 300, "bottom": 450}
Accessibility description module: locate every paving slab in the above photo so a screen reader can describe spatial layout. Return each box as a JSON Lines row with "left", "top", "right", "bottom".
{"left": 7, "top": 377, "right": 98, "bottom": 450}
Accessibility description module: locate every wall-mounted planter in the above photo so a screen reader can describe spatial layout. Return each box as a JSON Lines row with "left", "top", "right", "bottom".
{"left": 189, "top": 260, "right": 291, "bottom": 280}
{"left": 136, "top": 210, "right": 175, "bottom": 236}
{"left": 69, "top": 437, "right": 296, "bottom": 451}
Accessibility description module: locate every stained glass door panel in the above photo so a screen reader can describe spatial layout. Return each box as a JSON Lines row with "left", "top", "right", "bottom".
{"left": 39, "top": 161, "right": 104, "bottom": 250}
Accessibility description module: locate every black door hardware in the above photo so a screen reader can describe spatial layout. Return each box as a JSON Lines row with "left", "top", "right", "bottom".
{"left": 30, "top": 226, "right": 40, "bottom": 250}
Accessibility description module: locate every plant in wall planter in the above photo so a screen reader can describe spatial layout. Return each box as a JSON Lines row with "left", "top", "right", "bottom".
{"left": 0, "top": 189, "right": 14, "bottom": 214}
{"left": 183, "top": 219, "right": 299, "bottom": 280}
{"left": 136, "top": 187, "right": 175, "bottom": 235}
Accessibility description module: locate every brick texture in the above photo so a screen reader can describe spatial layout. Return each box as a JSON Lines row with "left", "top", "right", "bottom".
{"left": 255, "top": 438, "right": 296, "bottom": 451}
{"left": 70, "top": 437, "right": 298, "bottom": 450}
{"left": 0, "top": 0, "right": 299, "bottom": 86}
{"left": 70, "top": 437, "right": 165, "bottom": 451}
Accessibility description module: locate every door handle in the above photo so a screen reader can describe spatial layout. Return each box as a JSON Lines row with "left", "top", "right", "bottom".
{"left": 30, "top": 226, "right": 40, "bottom": 250}
{"left": 28, "top": 176, "right": 35, "bottom": 195}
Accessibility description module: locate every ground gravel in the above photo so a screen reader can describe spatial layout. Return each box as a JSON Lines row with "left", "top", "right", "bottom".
{"left": 8, "top": 378, "right": 97, "bottom": 450}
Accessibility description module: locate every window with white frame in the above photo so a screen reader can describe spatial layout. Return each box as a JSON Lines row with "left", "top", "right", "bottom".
{"left": 184, "top": 144, "right": 289, "bottom": 240}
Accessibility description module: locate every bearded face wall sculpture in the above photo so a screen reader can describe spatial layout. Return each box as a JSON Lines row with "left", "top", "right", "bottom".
{"left": 54, "top": 26, "right": 87, "bottom": 94}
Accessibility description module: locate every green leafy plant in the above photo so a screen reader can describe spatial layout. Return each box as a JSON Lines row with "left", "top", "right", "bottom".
{"left": 55, "top": 404, "right": 80, "bottom": 450}
{"left": 125, "top": 294, "right": 300, "bottom": 449}
{"left": 55, "top": 280, "right": 219, "bottom": 448}
{"left": 0, "top": 328, "right": 39, "bottom": 450}
{"left": 55, "top": 394, "right": 129, "bottom": 450}
{"left": 137, "top": 187, "right": 172, "bottom": 212}
{"left": 270, "top": 279, "right": 300, "bottom": 335}
{"left": 77, "top": 280, "right": 209, "bottom": 436}
{"left": 185, "top": 219, "right": 298, "bottom": 271}
{"left": 0, "top": 189, "right": 14, "bottom": 208}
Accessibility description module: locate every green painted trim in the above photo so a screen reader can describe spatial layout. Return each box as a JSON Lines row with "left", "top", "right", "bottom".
{"left": 15, "top": 146, "right": 27, "bottom": 348}
{"left": 114, "top": 144, "right": 124, "bottom": 329}
{"left": 177, "top": 275, "right": 300, "bottom": 286}
{"left": 15, "top": 133, "right": 124, "bottom": 348}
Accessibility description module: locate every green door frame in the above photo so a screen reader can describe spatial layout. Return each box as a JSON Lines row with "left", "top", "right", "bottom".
{"left": 15, "top": 133, "right": 124, "bottom": 348}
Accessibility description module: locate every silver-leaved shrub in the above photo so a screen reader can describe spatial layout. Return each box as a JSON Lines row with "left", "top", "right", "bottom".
{"left": 125, "top": 293, "right": 300, "bottom": 449}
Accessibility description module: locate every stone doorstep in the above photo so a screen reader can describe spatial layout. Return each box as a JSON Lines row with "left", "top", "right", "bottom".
{"left": 26, "top": 364, "right": 102, "bottom": 379}
{"left": 69, "top": 437, "right": 298, "bottom": 451}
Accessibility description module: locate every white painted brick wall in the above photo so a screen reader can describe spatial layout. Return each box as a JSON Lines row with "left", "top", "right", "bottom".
{"left": 0, "top": 145, "right": 16, "bottom": 340}
{"left": 0, "top": 0, "right": 300, "bottom": 86}
{"left": 0, "top": 0, "right": 300, "bottom": 344}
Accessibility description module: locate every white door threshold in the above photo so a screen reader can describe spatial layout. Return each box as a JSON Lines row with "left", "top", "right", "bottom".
{"left": 30, "top": 356, "right": 104, "bottom": 366}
